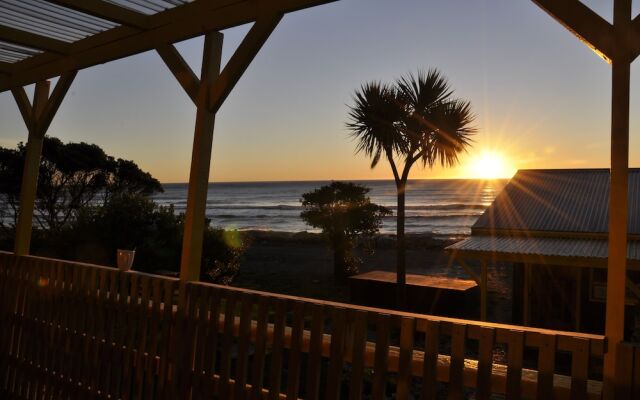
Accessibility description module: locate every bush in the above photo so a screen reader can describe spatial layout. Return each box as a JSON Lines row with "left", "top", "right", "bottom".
{"left": 41, "top": 194, "right": 247, "bottom": 284}
{"left": 301, "top": 181, "right": 390, "bottom": 279}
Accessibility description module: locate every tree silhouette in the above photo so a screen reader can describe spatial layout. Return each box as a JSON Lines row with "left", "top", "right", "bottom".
{"left": 347, "top": 69, "right": 475, "bottom": 305}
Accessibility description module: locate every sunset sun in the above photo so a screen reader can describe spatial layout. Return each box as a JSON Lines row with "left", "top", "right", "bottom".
{"left": 467, "top": 151, "right": 514, "bottom": 179}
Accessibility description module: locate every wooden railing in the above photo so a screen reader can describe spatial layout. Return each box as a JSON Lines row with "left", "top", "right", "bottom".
{"left": 0, "top": 252, "right": 613, "bottom": 399}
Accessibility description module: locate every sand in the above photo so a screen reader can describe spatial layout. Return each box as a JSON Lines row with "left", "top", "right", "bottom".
{"left": 232, "top": 231, "right": 513, "bottom": 323}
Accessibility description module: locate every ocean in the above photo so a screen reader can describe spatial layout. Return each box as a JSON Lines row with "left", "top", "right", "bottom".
{"left": 152, "top": 179, "right": 506, "bottom": 238}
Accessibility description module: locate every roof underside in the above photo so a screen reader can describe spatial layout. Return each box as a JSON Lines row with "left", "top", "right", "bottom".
{"left": 447, "top": 236, "right": 640, "bottom": 268}
{"left": 0, "top": 0, "right": 337, "bottom": 92}
{"left": 473, "top": 169, "right": 640, "bottom": 237}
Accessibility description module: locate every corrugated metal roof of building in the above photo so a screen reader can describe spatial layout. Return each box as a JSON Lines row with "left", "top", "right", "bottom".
{"left": 447, "top": 236, "right": 640, "bottom": 265}
{"left": 472, "top": 169, "right": 640, "bottom": 236}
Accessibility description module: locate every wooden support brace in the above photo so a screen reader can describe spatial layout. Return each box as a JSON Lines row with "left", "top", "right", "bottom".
{"left": 457, "top": 258, "right": 481, "bottom": 285}
{"left": 531, "top": 0, "right": 616, "bottom": 62}
{"left": 207, "top": 12, "right": 283, "bottom": 113}
{"left": 10, "top": 87, "right": 34, "bottom": 131}
{"left": 156, "top": 44, "right": 201, "bottom": 105}
{"left": 35, "top": 71, "right": 77, "bottom": 137}
{"left": 625, "top": 277, "right": 640, "bottom": 302}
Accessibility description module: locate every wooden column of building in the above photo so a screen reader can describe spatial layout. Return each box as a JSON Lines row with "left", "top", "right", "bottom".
{"left": 604, "top": 0, "right": 632, "bottom": 391}
{"left": 176, "top": 32, "right": 223, "bottom": 282}
{"left": 11, "top": 72, "right": 76, "bottom": 255}
{"left": 159, "top": 13, "right": 283, "bottom": 281}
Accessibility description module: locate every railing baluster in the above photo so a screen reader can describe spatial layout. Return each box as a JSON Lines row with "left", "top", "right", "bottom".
{"left": 250, "top": 296, "right": 270, "bottom": 400}
{"left": 268, "top": 298, "right": 286, "bottom": 400}
{"left": 286, "top": 300, "right": 305, "bottom": 400}
{"left": 448, "top": 323, "right": 466, "bottom": 400}
{"left": 234, "top": 292, "right": 253, "bottom": 400}
{"left": 422, "top": 319, "right": 440, "bottom": 400}
{"left": 397, "top": 316, "right": 415, "bottom": 399}
{"left": 219, "top": 289, "right": 237, "bottom": 398}
{"left": 476, "top": 326, "right": 495, "bottom": 400}
{"left": 326, "top": 307, "right": 347, "bottom": 400}
{"left": 569, "top": 337, "right": 588, "bottom": 400}
{"left": 305, "top": 303, "right": 324, "bottom": 400}
{"left": 348, "top": 310, "right": 367, "bottom": 400}
{"left": 536, "top": 333, "right": 556, "bottom": 400}
{"left": 505, "top": 330, "right": 524, "bottom": 400}
{"left": 372, "top": 313, "right": 390, "bottom": 400}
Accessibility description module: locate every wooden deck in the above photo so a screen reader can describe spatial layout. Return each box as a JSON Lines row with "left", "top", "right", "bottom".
{"left": 1, "top": 251, "right": 639, "bottom": 399}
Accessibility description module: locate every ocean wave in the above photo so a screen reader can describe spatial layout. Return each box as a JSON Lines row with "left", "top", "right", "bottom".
{"left": 396, "top": 203, "right": 488, "bottom": 210}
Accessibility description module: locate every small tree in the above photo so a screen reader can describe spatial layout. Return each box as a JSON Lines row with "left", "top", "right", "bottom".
{"left": 347, "top": 69, "right": 475, "bottom": 302}
{"left": 301, "top": 182, "right": 390, "bottom": 279}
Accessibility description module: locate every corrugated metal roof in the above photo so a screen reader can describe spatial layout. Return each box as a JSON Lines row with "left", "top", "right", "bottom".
{"left": 473, "top": 169, "right": 640, "bottom": 236}
{"left": 447, "top": 236, "right": 640, "bottom": 265}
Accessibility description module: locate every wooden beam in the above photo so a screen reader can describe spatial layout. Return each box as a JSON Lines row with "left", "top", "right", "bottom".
{"left": 14, "top": 81, "right": 50, "bottom": 256}
{"left": 10, "top": 87, "right": 33, "bottom": 130}
{"left": 531, "top": 0, "right": 615, "bottom": 62}
{"left": 156, "top": 44, "right": 200, "bottom": 105}
{"left": 180, "top": 32, "right": 223, "bottom": 282}
{"left": 629, "top": 14, "right": 640, "bottom": 60}
{"left": 207, "top": 12, "right": 283, "bottom": 112}
{"left": 603, "top": 0, "right": 632, "bottom": 396}
{"left": 46, "top": 0, "right": 151, "bottom": 29}
{"left": 0, "top": 0, "right": 338, "bottom": 92}
{"left": 34, "top": 71, "right": 77, "bottom": 137}
{"left": 0, "top": 62, "right": 13, "bottom": 73}
{"left": 0, "top": 25, "right": 71, "bottom": 55}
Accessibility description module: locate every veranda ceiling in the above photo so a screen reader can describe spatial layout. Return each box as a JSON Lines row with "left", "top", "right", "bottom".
{"left": 0, "top": 0, "right": 336, "bottom": 92}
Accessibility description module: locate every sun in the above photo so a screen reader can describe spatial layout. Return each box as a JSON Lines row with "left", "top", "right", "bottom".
{"left": 466, "top": 151, "right": 515, "bottom": 179}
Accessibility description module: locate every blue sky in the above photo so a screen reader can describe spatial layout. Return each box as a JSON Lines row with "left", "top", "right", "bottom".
{"left": 0, "top": 0, "right": 638, "bottom": 182}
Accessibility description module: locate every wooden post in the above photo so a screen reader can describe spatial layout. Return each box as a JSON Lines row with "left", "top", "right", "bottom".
{"left": 575, "top": 268, "right": 582, "bottom": 332}
{"left": 13, "top": 81, "right": 50, "bottom": 255}
{"left": 604, "top": 0, "right": 631, "bottom": 393}
{"left": 480, "top": 260, "right": 488, "bottom": 322}
{"left": 179, "top": 32, "right": 223, "bottom": 282}
{"left": 523, "top": 264, "right": 530, "bottom": 326}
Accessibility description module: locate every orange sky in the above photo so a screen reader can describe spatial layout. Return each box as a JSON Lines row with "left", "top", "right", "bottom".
{"left": 1, "top": 0, "right": 639, "bottom": 183}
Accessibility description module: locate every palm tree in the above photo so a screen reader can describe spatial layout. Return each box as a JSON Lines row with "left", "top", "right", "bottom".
{"left": 347, "top": 69, "right": 475, "bottom": 306}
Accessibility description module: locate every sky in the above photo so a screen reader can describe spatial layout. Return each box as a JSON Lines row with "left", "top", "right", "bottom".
{"left": 1, "top": 0, "right": 639, "bottom": 183}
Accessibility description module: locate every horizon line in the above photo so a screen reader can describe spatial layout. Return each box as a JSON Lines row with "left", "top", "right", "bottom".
{"left": 159, "top": 177, "right": 513, "bottom": 185}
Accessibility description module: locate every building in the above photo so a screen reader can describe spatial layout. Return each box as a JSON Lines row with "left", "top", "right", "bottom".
{"left": 447, "top": 169, "right": 640, "bottom": 334}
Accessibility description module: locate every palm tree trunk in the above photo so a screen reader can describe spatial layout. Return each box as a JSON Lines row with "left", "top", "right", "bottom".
{"left": 396, "top": 180, "right": 407, "bottom": 308}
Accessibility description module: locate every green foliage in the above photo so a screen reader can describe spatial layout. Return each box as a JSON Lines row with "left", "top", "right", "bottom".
{"left": 301, "top": 182, "right": 390, "bottom": 278}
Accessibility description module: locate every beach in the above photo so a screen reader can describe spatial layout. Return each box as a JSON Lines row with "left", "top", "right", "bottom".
{"left": 232, "top": 230, "right": 514, "bottom": 323}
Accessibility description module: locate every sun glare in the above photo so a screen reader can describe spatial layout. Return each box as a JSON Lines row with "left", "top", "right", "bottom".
{"left": 467, "top": 151, "right": 514, "bottom": 180}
